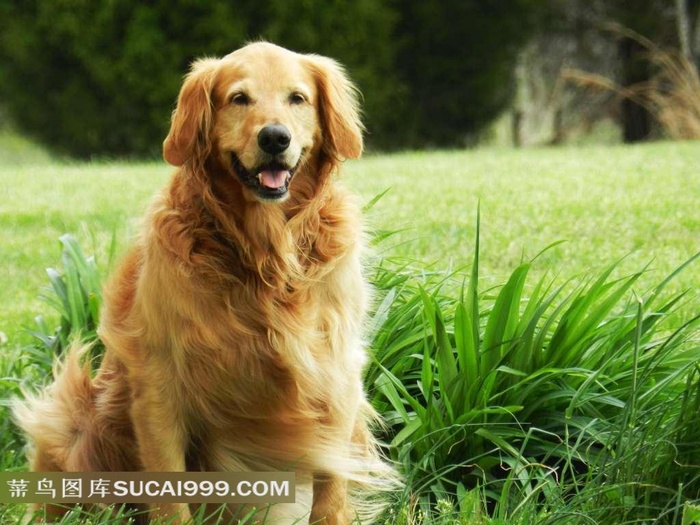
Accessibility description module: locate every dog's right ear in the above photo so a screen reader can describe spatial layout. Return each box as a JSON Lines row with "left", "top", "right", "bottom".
{"left": 306, "top": 55, "right": 364, "bottom": 162}
{"left": 163, "top": 58, "right": 219, "bottom": 167}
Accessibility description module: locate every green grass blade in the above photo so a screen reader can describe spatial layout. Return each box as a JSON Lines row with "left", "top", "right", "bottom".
{"left": 466, "top": 203, "right": 481, "bottom": 370}
{"left": 454, "top": 301, "right": 478, "bottom": 405}
{"left": 482, "top": 263, "right": 530, "bottom": 368}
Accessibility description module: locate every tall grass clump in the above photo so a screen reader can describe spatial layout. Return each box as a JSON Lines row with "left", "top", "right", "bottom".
{"left": 564, "top": 24, "right": 700, "bottom": 139}
{"left": 367, "top": 215, "right": 700, "bottom": 523}
{"left": 29, "top": 233, "right": 113, "bottom": 362}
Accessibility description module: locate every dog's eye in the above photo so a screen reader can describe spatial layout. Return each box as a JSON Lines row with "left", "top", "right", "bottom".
{"left": 289, "top": 92, "right": 306, "bottom": 105}
{"left": 230, "top": 92, "right": 250, "bottom": 106}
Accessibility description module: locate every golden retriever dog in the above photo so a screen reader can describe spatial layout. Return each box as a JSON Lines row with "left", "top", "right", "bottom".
{"left": 14, "top": 42, "right": 396, "bottom": 524}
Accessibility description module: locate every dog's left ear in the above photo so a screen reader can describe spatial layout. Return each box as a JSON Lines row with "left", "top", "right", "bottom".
{"left": 163, "top": 58, "right": 219, "bottom": 167}
{"left": 307, "top": 56, "right": 364, "bottom": 161}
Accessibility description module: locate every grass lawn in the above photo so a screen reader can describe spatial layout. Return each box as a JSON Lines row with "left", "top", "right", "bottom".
{"left": 0, "top": 139, "right": 699, "bottom": 524}
{"left": 1, "top": 140, "right": 698, "bottom": 342}
{"left": 353, "top": 142, "right": 699, "bottom": 296}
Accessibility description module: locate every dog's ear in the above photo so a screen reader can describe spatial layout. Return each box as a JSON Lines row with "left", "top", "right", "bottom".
{"left": 163, "top": 58, "right": 219, "bottom": 167}
{"left": 307, "top": 56, "right": 364, "bottom": 161}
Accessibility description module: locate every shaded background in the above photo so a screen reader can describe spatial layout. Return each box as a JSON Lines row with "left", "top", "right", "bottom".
{"left": 0, "top": 0, "right": 698, "bottom": 159}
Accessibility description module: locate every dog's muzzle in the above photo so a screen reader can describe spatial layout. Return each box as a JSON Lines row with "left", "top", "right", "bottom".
{"left": 230, "top": 125, "right": 299, "bottom": 202}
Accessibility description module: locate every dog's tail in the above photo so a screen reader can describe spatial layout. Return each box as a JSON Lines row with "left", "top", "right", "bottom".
{"left": 14, "top": 342, "right": 142, "bottom": 522}
{"left": 13, "top": 341, "right": 101, "bottom": 472}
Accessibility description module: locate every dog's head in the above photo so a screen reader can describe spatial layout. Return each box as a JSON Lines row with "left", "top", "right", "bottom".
{"left": 163, "top": 42, "right": 363, "bottom": 203}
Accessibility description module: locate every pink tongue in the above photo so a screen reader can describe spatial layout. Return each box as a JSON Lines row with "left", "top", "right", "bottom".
{"left": 259, "top": 170, "right": 290, "bottom": 189}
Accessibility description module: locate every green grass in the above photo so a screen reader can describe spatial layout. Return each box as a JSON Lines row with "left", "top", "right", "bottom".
{"left": 2, "top": 141, "right": 698, "bottom": 342}
{"left": 354, "top": 142, "right": 699, "bottom": 293}
{"left": 0, "top": 139, "right": 699, "bottom": 524}
{"left": 0, "top": 162, "right": 171, "bottom": 340}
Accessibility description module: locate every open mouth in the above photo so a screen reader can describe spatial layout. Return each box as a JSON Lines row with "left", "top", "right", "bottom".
{"left": 230, "top": 154, "right": 298, "bottom": 201}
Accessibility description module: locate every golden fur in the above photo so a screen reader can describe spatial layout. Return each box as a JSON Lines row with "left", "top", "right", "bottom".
{"left": 14, "top": 42, "right": 396, "bottom": 524}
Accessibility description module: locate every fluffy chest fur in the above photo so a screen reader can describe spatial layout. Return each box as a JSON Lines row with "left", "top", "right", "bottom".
{"left": 99, "top": 172, "right": 369, "bottom": 468}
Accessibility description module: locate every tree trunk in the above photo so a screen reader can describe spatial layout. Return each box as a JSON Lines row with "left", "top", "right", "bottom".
{"left": 512, "top": 110, "right": 523, "bottom": 148}
{"left": 676, "top": 0, "right": 692, "bottom": 58}
{"left": 693, "top": 2, "right": 700, "bottom": 63}
{"left": 619, "top": 36, "right": 652, "bottom": 142}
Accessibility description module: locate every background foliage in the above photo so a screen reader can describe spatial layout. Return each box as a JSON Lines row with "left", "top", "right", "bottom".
{"left": 2, "top": 1, "right": 699, "bottom": 157}
{"left": 0, "top": 0, "right": 545, "bottom": 157}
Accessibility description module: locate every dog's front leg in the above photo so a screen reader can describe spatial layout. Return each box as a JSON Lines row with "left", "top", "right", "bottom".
{"left": 309, "top": 472, "right": 349, "bottom": 525}
{"left": 130, "top": 379, "right": 192, "bottom": 524}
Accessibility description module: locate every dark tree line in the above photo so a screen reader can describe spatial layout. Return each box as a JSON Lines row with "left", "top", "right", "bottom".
{"left": 0, "top": 1, "right": 695, "bottom": 158}
{"left": 0, "top": 0, "right": 541, "bottom": 157}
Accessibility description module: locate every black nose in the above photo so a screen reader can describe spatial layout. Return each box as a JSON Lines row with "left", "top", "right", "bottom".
{"left": 257, "top": 124, "right": 291, "bottom": 155}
